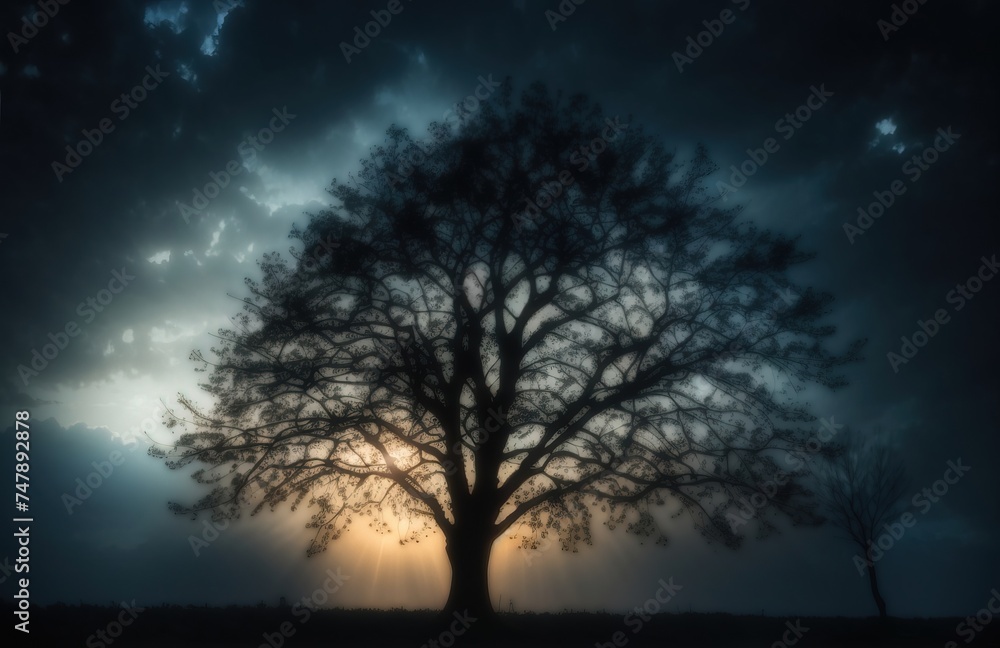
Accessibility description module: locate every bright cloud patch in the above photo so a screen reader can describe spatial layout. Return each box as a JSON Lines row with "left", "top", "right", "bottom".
{"left": 206, "top": 220, "right": 226, "bottom": 256}
{"left": 869, "top": 118, "right": 901, "bottom": 150}
{"left": 149, "top": 320, "right": 202, "bottom": 345}
{"left": 201, "top": 0, "right": 243, "bottom": 56}
{"left": 143, "top": 1, "right": 188, "bottom": 34}
{"left": 875, "top": 118, "right": 897, "bottom": 135}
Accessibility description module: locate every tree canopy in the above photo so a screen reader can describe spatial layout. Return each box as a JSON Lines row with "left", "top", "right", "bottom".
{"left": 156, "top": 79, "right": 862, "bottom": 616}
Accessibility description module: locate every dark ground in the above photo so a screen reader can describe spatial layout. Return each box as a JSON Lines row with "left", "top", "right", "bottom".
{"left": 3, "top": 601, "right": 996, "bottom": 646}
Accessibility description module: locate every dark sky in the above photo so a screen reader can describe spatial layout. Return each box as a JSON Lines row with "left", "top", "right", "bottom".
{"left": 0, "top": 0, "right": 997, "bottom": 617}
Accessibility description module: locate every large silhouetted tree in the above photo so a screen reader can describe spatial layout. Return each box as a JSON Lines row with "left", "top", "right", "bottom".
{"left": 156, "top": 80, "right": 861, "bottom": 619}
{"left": 819, "top": 430, "right": 909, "bottom": 620}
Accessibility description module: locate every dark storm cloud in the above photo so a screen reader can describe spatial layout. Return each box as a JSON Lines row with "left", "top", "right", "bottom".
{"left": 0, "top": 0, "right": 996, "bottom": 615}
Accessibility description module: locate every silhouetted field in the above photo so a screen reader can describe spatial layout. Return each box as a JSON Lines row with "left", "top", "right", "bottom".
{"left": 4, "top": 601, "right": 994, "bottom": 646}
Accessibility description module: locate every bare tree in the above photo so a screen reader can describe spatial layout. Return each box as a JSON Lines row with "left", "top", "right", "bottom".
{"left": 155, "top": 80, "right": 861, "bottom": 619}
{"left": 819, "top": 429, "right": 909, "bottom": 619}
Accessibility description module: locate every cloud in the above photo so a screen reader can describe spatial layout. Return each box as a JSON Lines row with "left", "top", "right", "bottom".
{"left": 0, "top": 0, "right": 996, "bottom": 615}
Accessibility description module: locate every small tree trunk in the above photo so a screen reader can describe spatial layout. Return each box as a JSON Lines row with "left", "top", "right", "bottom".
{"left": 866, "top": 559, "right": 888, "bottom": 620}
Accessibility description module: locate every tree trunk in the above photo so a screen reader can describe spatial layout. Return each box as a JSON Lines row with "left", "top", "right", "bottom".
{"left": 866, "top": 559, "right": 888, "bottom": 620}
{"left": 443, "top": 523, "right": 497, "bottom": 624}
